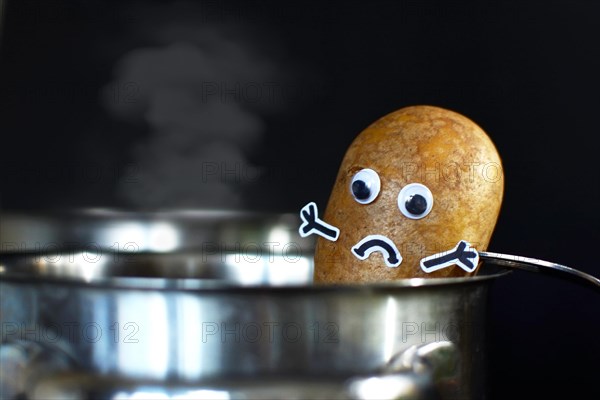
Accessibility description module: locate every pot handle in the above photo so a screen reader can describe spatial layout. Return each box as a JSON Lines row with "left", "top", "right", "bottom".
{"left": 345, "top": 341, "right": 458, "bottom": 400}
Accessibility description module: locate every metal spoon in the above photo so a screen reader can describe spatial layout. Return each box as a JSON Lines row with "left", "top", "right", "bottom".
{"left": 479, "top": 251, "right": 600, "bottom": 288}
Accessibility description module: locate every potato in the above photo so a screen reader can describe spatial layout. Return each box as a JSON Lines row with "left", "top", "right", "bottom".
{"left": 313, "top": 105, "right": 503, "bottom": 283}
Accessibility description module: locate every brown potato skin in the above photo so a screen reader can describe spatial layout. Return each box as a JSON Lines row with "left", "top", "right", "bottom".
{"left": 314, "top": 105, "right": 504, "bottom": 283}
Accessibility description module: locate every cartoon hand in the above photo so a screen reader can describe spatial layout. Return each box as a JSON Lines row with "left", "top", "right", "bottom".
{"left": 299, "top": 202, "right": 340, "bottom": 241}
{"left": 420, "top": 240, "right": 480, "bottom": 273}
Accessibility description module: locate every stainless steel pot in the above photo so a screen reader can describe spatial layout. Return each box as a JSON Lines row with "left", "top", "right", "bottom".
{"left": 0, "top": 210, "right": 509, "bottom": 400}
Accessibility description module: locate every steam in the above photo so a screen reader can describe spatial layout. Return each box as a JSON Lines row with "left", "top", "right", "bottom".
{"left": 102, "top": 10, "right": 286, "bottom": 209}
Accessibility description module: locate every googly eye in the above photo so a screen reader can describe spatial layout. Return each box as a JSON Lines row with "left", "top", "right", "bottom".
{"left": 350, "top": 168, "right": 381, "bottom": 204}
{"left": 398, "top": 183, "right": 434, "bottom": 219}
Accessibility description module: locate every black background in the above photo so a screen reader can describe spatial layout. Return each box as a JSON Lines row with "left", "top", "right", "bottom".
{"left": 1, "top": 1, "right": 599, "bottom": 398}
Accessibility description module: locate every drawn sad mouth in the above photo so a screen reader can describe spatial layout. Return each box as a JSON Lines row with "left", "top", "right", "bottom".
{"left": 352, "top": 235, "right": 402, "bottom": 268}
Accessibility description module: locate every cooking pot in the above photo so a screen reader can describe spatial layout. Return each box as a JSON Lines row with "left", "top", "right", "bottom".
{"left": 0, "top": 210, "right": 509, "bottom": 399}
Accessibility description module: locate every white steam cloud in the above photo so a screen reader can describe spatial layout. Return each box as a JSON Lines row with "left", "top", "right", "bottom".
{"left": 102, "top": 10, "right": 287, "bottom": 209}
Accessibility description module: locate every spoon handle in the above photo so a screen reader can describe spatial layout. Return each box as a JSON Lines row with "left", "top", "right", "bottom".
{"left": 479, "top": 251, "right": 600, "bottom": 288}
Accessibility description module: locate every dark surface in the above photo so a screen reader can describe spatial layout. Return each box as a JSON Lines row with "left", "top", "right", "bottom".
{"left": 1, "top": 1, "right": 599, "bottom": 398}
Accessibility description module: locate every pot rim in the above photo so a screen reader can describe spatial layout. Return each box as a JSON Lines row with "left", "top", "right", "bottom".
{"left": 0, "top": 254, "right": 510, "bottom": 292}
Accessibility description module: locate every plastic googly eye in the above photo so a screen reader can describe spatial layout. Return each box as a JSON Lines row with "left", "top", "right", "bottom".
{"left": 350, "top": 169, "right": 381, "bottom": 204}
{"left": 398, "top": 183, "right": 434, "bottom": 219}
